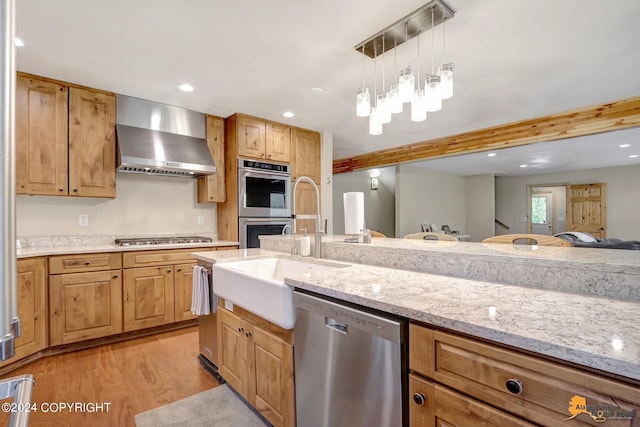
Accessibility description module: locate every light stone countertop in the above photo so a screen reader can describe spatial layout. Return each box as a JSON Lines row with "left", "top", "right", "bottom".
{"left": 16, "top": 235, "right": 238, "bottom": 258}
{"left": 192, "top": 248, "right": 640, "bottom": 382}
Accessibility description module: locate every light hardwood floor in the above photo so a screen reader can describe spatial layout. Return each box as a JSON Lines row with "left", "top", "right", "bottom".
{"left": 0, "top": 326, "right": 220, "bottom": 427}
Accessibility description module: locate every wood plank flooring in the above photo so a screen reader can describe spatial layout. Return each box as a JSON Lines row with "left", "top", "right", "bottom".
{"left": 0, "top": 326, "right": 221, "bottom": 427}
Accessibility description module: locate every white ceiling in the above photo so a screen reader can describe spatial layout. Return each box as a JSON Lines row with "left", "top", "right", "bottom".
{"left": 15, "top": 0, "right": 640, "bottom": 164}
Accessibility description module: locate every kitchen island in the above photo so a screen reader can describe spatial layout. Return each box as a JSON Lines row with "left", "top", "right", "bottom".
{"left": 194, "top": 240, "right": 640, "bottom": 425}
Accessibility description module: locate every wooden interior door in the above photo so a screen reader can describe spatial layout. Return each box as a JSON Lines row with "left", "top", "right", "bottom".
{"left": 567, "top": 183, "right": 606, "bottom": 238}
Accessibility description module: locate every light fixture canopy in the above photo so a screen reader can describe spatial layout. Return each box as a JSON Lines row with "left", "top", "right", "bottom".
{"left": 354, "top": 0, "right": 455, "bottom": 135}
{"left": 177, "top": 83, "right": 194, "bottom": 92}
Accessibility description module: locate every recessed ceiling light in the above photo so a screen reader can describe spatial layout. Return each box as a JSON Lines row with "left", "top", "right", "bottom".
{"left": 487, "top": 153, "right": 496, "bottom": 157}
{"left": 519, "top": 164, "right": 528, "bottom": 168}
{"left": 14, "top": 37, "right": 24, "bottom": 47}
{"left": 176, "top": 83, "right": 194, "bottom": 92}
{"left": 282, "top": 111, "right": 294, "bottom": 118}
{"left": 629, "top": 154, "right": 639, "bottom": 159}
{"left": 619, "top": 144, "right": 631, "bottom": 148}
{"left": 310, "top": 87, "right": 323, "bottom": 94}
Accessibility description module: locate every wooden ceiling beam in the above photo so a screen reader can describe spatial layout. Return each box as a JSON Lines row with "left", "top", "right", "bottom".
{"left": 333, "top": 95, "right": 640, "bottom": 174}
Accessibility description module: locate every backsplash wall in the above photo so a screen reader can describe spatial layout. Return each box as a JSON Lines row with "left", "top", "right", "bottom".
{"left": 17, "top": 173, "right": 217, "bottom": 237}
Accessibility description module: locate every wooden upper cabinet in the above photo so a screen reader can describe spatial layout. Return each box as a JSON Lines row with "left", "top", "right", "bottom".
{"left": 237, "top": 115, "right": 266, "bottom": 159}
{"left": 567, "top": 183, "right": 606, "bottom": 238}
{"left": 68, "top": 87, "right": 116, "bottom": 198}
{"left": 292, "top": 128, "right": 320, "bottom": 183}
{"left": 197, "top": 115, "right": 226, "bottom": 203}
{"left": 16, "top": 75, "right": 69, "bottom": 195}
{"left": 265, "top": 122, "right": 291, "bottom": 163}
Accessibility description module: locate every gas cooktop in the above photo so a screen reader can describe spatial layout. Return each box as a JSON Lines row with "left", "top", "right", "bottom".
{"left": 114, "top": 236, "right": 213, "bottom": 246}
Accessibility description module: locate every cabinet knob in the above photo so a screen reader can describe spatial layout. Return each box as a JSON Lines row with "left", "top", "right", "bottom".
{"left": 413, "top": 393, "right": 426, "bottom": 406}
{"left": 73, "top": 188, "right": 78, "bottom": 192}
{"left": 505, "top": 379, "right": 523, "bottom": 395}
{"left": 167, "top": 269, "right": 172, "bottom": 273}
{"left": 113, "top": 274, "right": 119, "bottom": 279}
{"left": 238, "top": 327, "right": 244, "bottom": 333}
{"left": 177, "top": 268, "right": 182, "bottom": 272}
{"left": 245, "top": 331, "right": 252, "bottom": 338}
{"left": 59, "top": 188, "right": 64, "bottom": 192}
{"left": 84, "top": 261, "right": 91, "bottom": 266}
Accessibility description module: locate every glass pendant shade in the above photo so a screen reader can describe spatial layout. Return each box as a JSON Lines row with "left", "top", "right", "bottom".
{"left": 377, "top": 94, "right": 392, "bottom": 124}
{"left": 369, "top": 107, "right": 382, "bottom": 135}
{"left": 425, "top": 75, "right": 442, "bottom": 112}
{"left": 438, "top": 63, "right": 454, "bottom": 99}
{"left": 398, "top": 67, "right": 415, "bottom": 103}
{"left": 388, "top": 84, "right": 403, "bottom": 114}
{"left": 411, "top": 89, "right": 426, "bottom": 122}
{"left": 356, "top": 87, "right": 371, "bottom": 117}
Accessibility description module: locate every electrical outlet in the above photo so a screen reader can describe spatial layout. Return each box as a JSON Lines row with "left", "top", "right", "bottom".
{"left": 224, "top": 300, "right": 234, "bottom": 312}
{"left": 79, "top": 214, "right": 89, "bottom": 226}
{"left": 197, "top": 215, "right": 204, "bottom": 226}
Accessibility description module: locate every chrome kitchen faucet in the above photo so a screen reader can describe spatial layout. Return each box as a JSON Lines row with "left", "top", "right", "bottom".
{"left": 291, "top": 176, "right": 323, "bottom": 258}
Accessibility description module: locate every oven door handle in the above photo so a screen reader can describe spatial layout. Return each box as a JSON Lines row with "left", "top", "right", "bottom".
{"left": 240, "top": 217, "right": 292, "bottom": 223}
{"left": 240, "top": 169, "right": 291, "bottom": 180}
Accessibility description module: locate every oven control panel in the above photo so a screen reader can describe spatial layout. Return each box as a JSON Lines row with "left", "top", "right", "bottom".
{"left": 239, "top": 158, "right": 290, "bottom": 174}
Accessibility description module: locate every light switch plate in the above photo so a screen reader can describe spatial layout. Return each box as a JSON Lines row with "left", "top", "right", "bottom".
{"left": 197, "top": 215, "right": 204, "bottom": 226}
{"left": 79, "top": 214, "right": 89, "bottom": 226}
{"left": 224, "top": 300, "right": 234, "bottom": 312}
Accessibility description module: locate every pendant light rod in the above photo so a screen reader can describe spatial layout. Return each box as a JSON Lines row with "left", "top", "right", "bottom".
{"left": 354, "top": 0, "right": 455, "bottom": 58}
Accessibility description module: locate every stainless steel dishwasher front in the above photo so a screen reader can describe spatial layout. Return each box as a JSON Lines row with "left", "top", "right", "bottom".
{"left": 293, "top": 290, "right": 408, "bottom": 427}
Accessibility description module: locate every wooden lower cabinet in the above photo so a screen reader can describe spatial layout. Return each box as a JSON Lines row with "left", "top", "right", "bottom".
{"left": 409, "top": 323, "right": 640, "bottom": 427}
{"left": 49, "top": 269, "right": 122, "bottom": 345}
{"left": 0, "top": 258, "right": 48, "bottom": 367}
{"left": 218, "top": 307, "right": 295, "bottom": 427}
{"left": 409, "top": 375, "right": 535, "bottom": 427}
{"left": 123, "top": 266, "right": 174, "bottom": 331}
{"left": 174, "top": 262, "right": 198, "bottom": 322}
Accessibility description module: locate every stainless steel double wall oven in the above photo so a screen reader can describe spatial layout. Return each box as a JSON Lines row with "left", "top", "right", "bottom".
{"left": 237, "top": 158, "right": 292, "bottom": 248}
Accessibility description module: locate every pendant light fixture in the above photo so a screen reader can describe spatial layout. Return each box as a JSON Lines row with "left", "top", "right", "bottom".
{"left": 356, "top": 46, "right": 371, "bottom": 117}
{"left": 355, "top": 0, "right": 455, "bottom": 135}
{"left": 425, "top": 5, "right": 443, "bottom": 112}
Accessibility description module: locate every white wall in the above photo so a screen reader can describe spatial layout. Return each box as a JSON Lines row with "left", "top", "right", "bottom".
{"left": 396, "top": 164, "right": 465, "bottom": 238}
{"left": 17, "top": 173, "right": 217, "bottom": 237}
{"left": 495, "top": 164, "right": 640, "bottom": 240}
{"left": 464, "top": 174, "right": 495, "bottom": 242}
{"left": 332, "top": 166, "right": 395, "bottom": 237}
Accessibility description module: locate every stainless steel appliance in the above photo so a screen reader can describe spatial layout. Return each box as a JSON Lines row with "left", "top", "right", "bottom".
{"left": 197, "top": 261, "right": 220, "bottom": 379}
{"left": 115, "top": 94, "right": 216, "bottom": 177}
{"left": 293, "top": 291, "right": 408, "bottom": 427}
{"left": 239, "top": 217, "right": 291, "bottom": 249}
{"left": 237, "top": 158, "right": 291, "bottom": 218}
{"left": 114, "top": 236, "right": 213, "bottom": 246}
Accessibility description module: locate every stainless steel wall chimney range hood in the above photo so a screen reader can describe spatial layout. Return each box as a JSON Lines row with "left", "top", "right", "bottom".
{"left": 115, "top": 94, "right": 216, "bottom": 177}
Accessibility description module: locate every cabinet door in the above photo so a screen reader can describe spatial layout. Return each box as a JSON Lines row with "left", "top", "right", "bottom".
{"left": 248, "top": 326, "right": 295, "bottom": 427}
{"left": 0, "top": 258, "right": 47, "bottom": 367}
{"left": 68, "top": 87, "right": 116, "bottom": 198}
{"left": 266, "top": 123, "right": 291, "bottom": 163}
{"left": 49, "top": 269, "right": 122, "bottom": 346}
{"left": 197, "top": 115, "right": 226, "bottom": 203}
{"left": 292, "top": 128, "right": 320, "bottom": 183}
{"left": 174, "top": 262, "right": 198, "bottom": 322}
{"left": 409, "top": 375, "right": 535, "bottom": 427}
{"left": 217, "top": 308, "right": 248, "bottom": 397}
{"left": 16, "top": 75, "right": 68, "bottom": 195}
{"left": 294, "top": 181, "right": 321, "bottom": 234}
{"left": 237, "top": 116, "right": 266, "bottom": 159}
{"left": 123, "top": 266, "right": 175, "bottom": 331}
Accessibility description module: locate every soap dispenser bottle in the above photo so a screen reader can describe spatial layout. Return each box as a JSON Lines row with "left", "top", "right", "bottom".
{"left": 300, "top": 228, "right": 311, "bottom": 257}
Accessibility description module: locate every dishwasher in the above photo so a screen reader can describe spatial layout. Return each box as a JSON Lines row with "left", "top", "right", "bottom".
{"left": 293, "top": 290, "right": 408, "bottom": 427}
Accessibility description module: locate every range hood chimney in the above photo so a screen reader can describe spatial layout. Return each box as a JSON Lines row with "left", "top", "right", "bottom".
{"left": 116, "top": 94, "right": 216, "bottom": 177}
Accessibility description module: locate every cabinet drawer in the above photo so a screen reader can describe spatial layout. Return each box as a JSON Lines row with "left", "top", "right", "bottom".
{"left": 49, "top": 252, "right": 121, "bottom": 274}
{"left": 410, "top": 324, "right": 640, "bottom": 426}
{"left": 123, "top": 247, "right": 209, "bottom": 268}
{"left": 409, "top": 374, "right": 535, "bottom": 427}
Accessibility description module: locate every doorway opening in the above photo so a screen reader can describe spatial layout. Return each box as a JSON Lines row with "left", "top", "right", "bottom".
{"left": 526, "top": 184, "right": 568, "bottom": 235}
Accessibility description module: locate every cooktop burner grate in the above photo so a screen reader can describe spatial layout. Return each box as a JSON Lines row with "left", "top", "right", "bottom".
{"left": 114, "top": 236, "right": 213, "bottom": 246}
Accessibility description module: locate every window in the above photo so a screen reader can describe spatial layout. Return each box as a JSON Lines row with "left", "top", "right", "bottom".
{"left": 531, "top": 195, "right": 548, "bottom": 224}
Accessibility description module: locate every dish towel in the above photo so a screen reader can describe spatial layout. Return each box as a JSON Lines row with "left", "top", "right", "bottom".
{"left": 191, "top": 265, "right": 213, "bottom": 315}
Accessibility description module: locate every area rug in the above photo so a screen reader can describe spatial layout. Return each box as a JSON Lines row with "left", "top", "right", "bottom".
{"left": 135, "top": 385, "right": 267, "bottom": 427}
